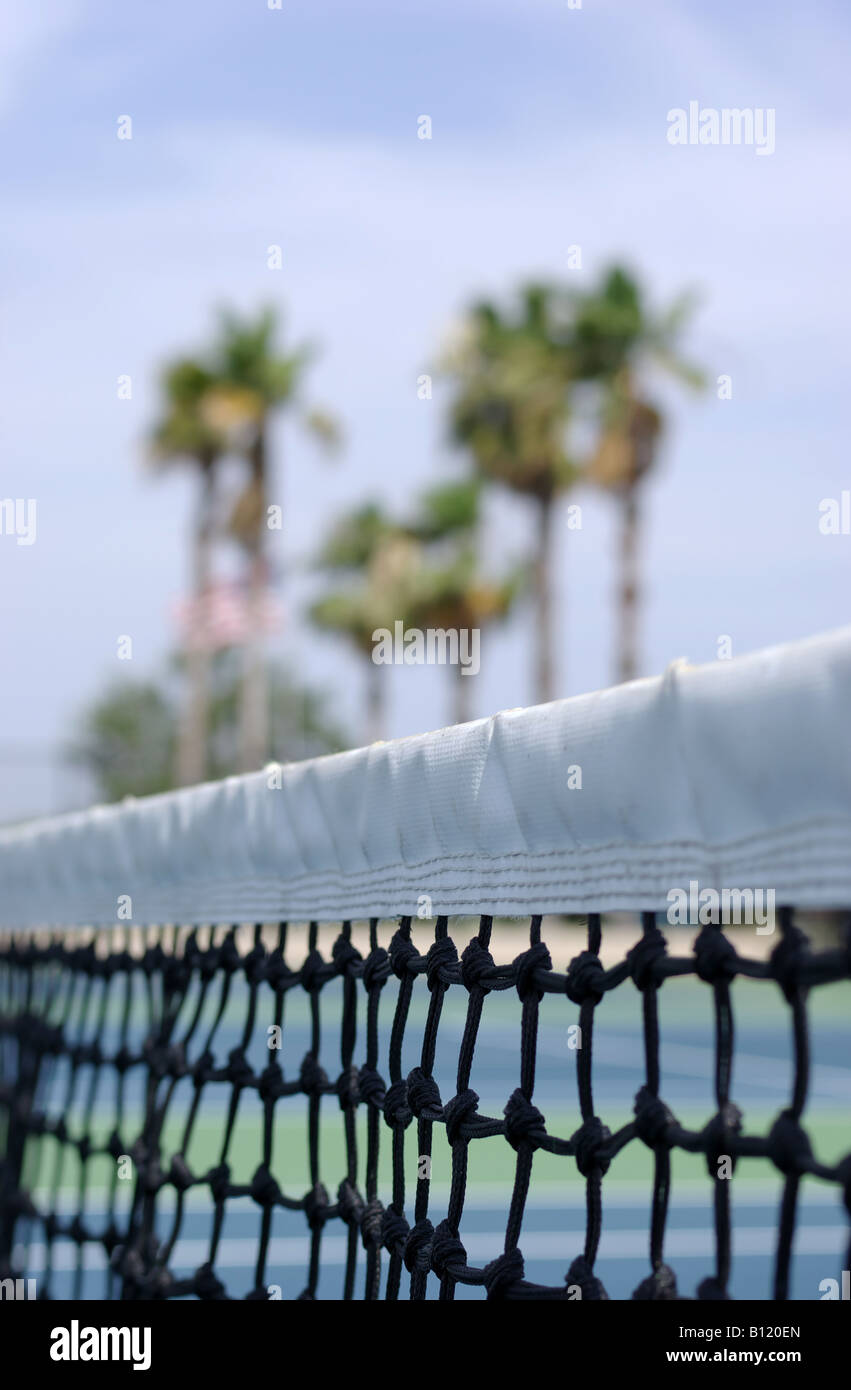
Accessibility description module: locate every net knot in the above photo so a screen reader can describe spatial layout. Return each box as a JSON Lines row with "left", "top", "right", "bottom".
{"left": 5, "top": 1189, "right": 36, "bottom": 1221}
{"left": 72, "top": 1038, "right": 103, "bottom": 1067}
{"left": 299, "top": 948, "right": 326, "bottom": 993}
{"left": 389, "top": 928, "right": 419, "bottom": 979}
{"left": 219, "top": 933, "right": 241, "bottom": 975}
{"left": 356, "top": 1065, "right": 386, "bottom": 1109}
{"left": 183, "top": 930, "right": 202, "bottom": 970}
{"left": 168, "top": 1154, "right": 195, "bottom": 1193}
{"left": 381, "top": 1204, "right": 409, "bottom": 1253}
{"left": 193, "top": 1262, "right": 227, "bottom": 1300}
{"left": 701, "top": 1103, "right": 742, "bottom": 1174}
{"left": 697, "top": 1276, "right": 732, "bottom": 1301}
{"left": 300, "top": 1053, "right": 329, "bottom": 1097}
{"left": 192, "top": 1048, "right": 216, "bottom": 1088}
{"left": 431, "top": 1220, "right": 467, "bottom": 1278}
{"left": 632, "top": 1264, "right": 680, "bottom": 1300}
{"left": 406, "top": 1066, "right": 443, "bottom": 1118}
{"left": 207, "top": 1162, "right": 231, "bottom": 1203}
{"left": 332, "top": 934, "right": 362, "bottom": 976}
{"left": 242, "top": 942, "right": 266, "bottom": 985}
{"left": 627, "top": 926, "right": 667, "bottom": 991}
{"left": 142, "top": 1267, "right": 174, "bottom": 1300}
{"left": 23, "top": 1106, "right": 45, "bottom": 1137}
{"left": 336, "top": 1178, "right": 364, "bottom": 1227}
{"left": 105, "top": 1129, "right": 123, "bottom": 1161}
{"left": 570, "top": 1115, "right": 612, "bottom": 1176}
{"left": 69, "top": 1213, "right": 92, "bottom": 1245}
{"left": 302, "top": 1182, "right": 330, "bottom": 1229}
{"left": 197, "top": 942, "right": 222, "bottom": 980}
{"left": 360, "top": 1199, "right": 384, "bottom": 1249}
{"left": 460, "top": 938, "right": 496, "bottom": 993}
{"left": 258, "top": 1060, "right": 286, "bottom": 1101}
{"left": 225, "top": 1046, "right": 254, "bottom": 1089}
{"left": 767, "top": 1108, "right": 812, "bottom": 1174}
{"left": 383, "top": 1078, "right": 413, "bottom": 1129}
{"left": 566, "top": 1255, "right": 609, "bottom": 1300}
{"left": 565, "top": 950, "right": 606, "bottom": 1005}
{"left": 483, "top": 1248, "right": 525, "bottom": 1299}
{"left": 142, "top": 1158, "right": 164, "bottom": 1192}
{"left": 129, "top": 1135, "right": 148, "bottom": 1170}
{"left": 634, "top": 1086, "right": 676, "bottom": 1148}
{"left": 362, "top": 947, "right": 391, "bottom": 991}
{"left": 113, "top": 1044, "right": 135, "bottom": 1075}
{"left": 403, "top": 1217, "right": 434, "bottom": 1273}
{"left": 162, "top": 951, "right": 192, "bottom": 993}
{"left": 336, "top": 1064, "right": 360, "bottom": 1109}
{"left": 512, "top": 941, "right": 552, "bottom": 1002}
{"left": 770, "top": 924, "right": 809, "bottom": 1001}
{"left": 693, "top": 925, "right": 738, "bottom": 984}
{"left": 264, "top": 946, "right": 292, "bottom": 990}
{"left": 112, "top": 1247, "right": 145, "bottom": 1288}
{"left": 425, "top": 935, "right": 458, "bottom": 991}
{"left": 504, "top": 1088, "right": 547, "bottom": 1151}
{"left": 443, "top": 1088, "right": 480, "bottom": 1144}
{"left": 101, "top": 1222, "right": 122, "bottom": 1257}
{"left": 250, "top": 1163, "right": 283, "bottom": 1208}
{"left": 73, "top": 941, "right": 96, "bottom": 975}
{"left": 141, "top": 944, "right": 164, "bottom": 978}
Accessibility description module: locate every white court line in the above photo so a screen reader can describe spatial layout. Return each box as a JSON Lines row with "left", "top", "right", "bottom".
{"left": 14, "top": 1225, "right": 847, "bottom": 1273}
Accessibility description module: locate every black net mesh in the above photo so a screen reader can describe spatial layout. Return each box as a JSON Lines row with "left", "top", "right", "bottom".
{"left": 1, "top": 910, "right": 850, "bottom": 1301}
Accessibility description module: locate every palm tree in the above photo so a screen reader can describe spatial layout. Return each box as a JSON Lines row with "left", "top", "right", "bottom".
{"left": 312, "top": 486, "right": 524, "bottom": 734}
{"left": 408, "top": 548, "right": 522, "bottom": 725}
{"left": 149, "top": 358, "right": 226, "bottom": 786}
{"left": 408, "top": 481, "right": 524, "bottom": 724}
{"left": 205, "top": 308, "right": 339, "bottom": 772}
{"left": 445, "top": 285, "right": 577, "bottom": 703}
{"left": 573, "top": 267, "right": 704, "bottom": 683}
{"left": 310, "top": 508, "right": 419, "bottom": 742}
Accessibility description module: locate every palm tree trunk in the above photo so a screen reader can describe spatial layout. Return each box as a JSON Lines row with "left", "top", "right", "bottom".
{"left": 533, "top": 494, "right": 555, "bottom": 703}
{"left": 177, "top": 466, "right": 214, "bottom": 786}
{"left": 238, "top": 430, "right": 270, "bottom": 772}
{"left": 365, "top": 660, "right": 384, "bottom": 743}
{"left": 452, "top": 654, "right": 473, "bottom": 726}
{"left": 617, "top": 487, "right": 640, "bottom": 684}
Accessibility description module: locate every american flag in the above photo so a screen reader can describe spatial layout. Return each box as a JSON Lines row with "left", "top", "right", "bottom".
{"left": 173, "top": 581, "right": 284, "bottom": 653}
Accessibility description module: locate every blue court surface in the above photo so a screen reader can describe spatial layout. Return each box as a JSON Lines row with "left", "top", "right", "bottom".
{"left": 13, "top": 959, "right": 851, "bottom": 1301}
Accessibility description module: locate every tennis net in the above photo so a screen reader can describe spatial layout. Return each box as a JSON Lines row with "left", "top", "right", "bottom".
{"left": 1, "top": 627, "right": 851, "bottom": 1301}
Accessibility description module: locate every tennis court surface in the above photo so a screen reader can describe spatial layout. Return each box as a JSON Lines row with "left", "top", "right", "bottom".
{"left": 2, "top": 626, "right": 850, "bottom": 1302}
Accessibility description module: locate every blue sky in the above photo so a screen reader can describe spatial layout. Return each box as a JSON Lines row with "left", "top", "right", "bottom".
{"left": 1, "top": 0, "right": 850, "bottom": 815}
